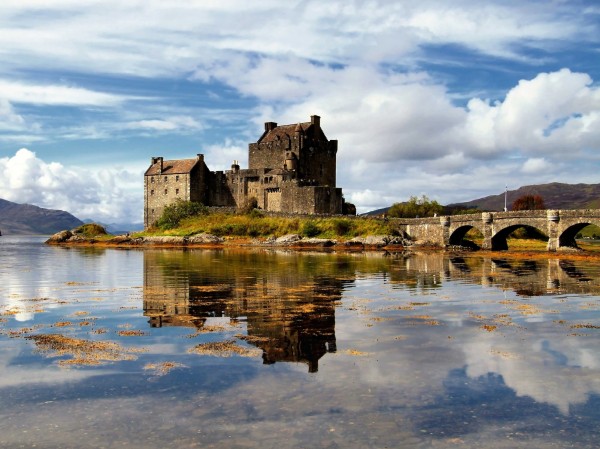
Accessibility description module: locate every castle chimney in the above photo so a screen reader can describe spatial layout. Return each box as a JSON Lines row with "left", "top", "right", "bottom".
{"left": 265, "top": 122, "right": 277, "bottom": 132}
{"left": 310, "top": 115, "right": 320, "bottom": 129}
{"left": 197, "top": 153, "right": 204, "bottom": 164}
{"left": 152, "top": 156, "right": 164, "bottom": 173}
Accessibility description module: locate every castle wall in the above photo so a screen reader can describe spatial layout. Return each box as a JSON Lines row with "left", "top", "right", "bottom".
{"left": 145, "top": 171, "right": 193, "bottom": 228}
{"left": 277, "top": 184, "right": 342, "bottom": 215}
{"left": 266, "top": 188, "right": 282, "bottom": 211}
{"left": 206, "top": 171, "right": 236, "bottom": 207}
{"left": 297, "top": 140, "right": 337, "bottom": 186}
{"left": 249, "top": 142, "right": 287, "bottom": 170}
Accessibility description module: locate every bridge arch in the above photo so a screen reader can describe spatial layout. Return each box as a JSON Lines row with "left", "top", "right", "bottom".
{"left": 557, "top": 220, "right": 600, "bottom": 249}
{"left": 448, "top": 225, "right": 484, "bottom": 248}
{"left": 490, "top": 223, "right": 548, "bottom": 251}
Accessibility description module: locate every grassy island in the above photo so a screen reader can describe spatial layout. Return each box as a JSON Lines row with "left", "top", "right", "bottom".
{"left": 47, "top": 202, "right": 600, "bottom": 256}
{"left": 142, "top": 210, "right": 396, "bottom": 241}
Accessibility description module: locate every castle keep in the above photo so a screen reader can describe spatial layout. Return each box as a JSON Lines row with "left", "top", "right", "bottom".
{"left": 144, "top": 115, "right": 350, "bottom": 228}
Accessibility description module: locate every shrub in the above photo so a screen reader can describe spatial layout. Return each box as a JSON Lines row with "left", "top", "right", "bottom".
{"left": 156, "top": 200, "right": 207, "bottom": 230}
{"left": 332, "top": 218, "right": 352, "bottom": 236}
{"left": 302, "top": 221, "right": 320, "bottom": 237}
{"left": 249, "top": 208, "right": 264, "bottom": 219}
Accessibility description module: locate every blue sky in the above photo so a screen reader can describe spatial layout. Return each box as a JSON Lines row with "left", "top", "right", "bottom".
{"left": 0, "top": 0, "right": 599, "bottom": 223}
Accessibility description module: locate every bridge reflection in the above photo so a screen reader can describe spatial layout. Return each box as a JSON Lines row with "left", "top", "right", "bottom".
{"left": 389, "top": 253, "right": 600, "bottom": 297}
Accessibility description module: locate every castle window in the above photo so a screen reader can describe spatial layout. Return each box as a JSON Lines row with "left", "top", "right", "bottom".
{"left": 151, "top": 177, "right": 154, "bottom": 183}
{"left": 176, "top": 175, "right": 179, "bottom": 181}
{"left": 150, "top": 190, "right": 154, "bottom": 195}
{"left": 164, "top": 189, "right": 168, "bottom": 195}
{"left": 164, "top": 176, "right": 168, "bottom": 182}
{"left": 176, "top": 188, "right": 179, "bottom": 195}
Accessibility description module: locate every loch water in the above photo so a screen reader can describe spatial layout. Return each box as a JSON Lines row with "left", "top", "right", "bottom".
{"left": 1, "top": 236, "right": 600, "bottom": 448}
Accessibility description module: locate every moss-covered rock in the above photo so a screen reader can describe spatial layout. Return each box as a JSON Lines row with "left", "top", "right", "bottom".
{"left": 73, "top": 223, "right": 108, "bottom": 238}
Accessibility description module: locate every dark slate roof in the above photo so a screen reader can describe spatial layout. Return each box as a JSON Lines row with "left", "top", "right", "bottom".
{"left": 145, "top": 158, "right": 199, "bottom": 176}
{"left": 261, "top": 122, "right": 311, "bottom": 143}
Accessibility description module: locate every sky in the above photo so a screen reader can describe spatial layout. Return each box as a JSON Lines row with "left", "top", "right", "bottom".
{"left": 0, "top": 0, "right": 599, "bottom": 223}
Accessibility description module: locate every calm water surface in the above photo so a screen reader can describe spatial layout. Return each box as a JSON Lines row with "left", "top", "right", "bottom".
{"left": 1, "top": 236, "right": 600, "bottom": 448}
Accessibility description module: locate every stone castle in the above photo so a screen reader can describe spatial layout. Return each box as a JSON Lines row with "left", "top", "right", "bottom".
{"left": 144, "top": 115, "right": 352, "bottom": 228}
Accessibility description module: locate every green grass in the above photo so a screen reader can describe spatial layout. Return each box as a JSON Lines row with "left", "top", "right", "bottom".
{"left": 576, "top": 224, "right": 600, "bottom": 239}
{"left": 73, "top": 223, "right": 109, "bottom": 238}
{"left": 142, "top": 211, "right": 397, "bottom": 240}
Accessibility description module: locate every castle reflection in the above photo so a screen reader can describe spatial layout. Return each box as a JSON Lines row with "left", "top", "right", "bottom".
{"left": 143, "top": 249, "right": 600, "bottom": 372}
{"left": 143, "top": 250, "right": 353, "bottom": 372}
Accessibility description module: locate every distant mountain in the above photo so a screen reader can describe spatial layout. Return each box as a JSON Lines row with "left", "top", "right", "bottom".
{"left": 83, "top": 219, "right": 143, "bottom": 234}
{"left": 449, "top": 183, "right": 600, "bottom": 211}
{"left": 0, "top": 199, "right": 84, "bottom": 235}
{"left": 362, "top": 182, "right": 600, "bottom": 216}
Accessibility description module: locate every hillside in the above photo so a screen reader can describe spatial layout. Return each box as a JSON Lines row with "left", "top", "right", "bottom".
{"left": 450, "top": 183, "right": 600, "bottom": 211}
{"left": 0, "top": 199, "right": 84, "bottom": 235}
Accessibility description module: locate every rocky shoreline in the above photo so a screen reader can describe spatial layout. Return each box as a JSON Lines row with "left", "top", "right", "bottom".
{"left": 45, "top": 229, "right": 414, "bottom": 250}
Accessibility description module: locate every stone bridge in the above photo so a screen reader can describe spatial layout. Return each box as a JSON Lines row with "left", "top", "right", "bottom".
{"left": 391, "top": 209, "right": 600, "bottom": 251}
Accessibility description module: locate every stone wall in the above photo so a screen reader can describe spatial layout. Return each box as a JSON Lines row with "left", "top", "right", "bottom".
{"left": 145, "top": 171, "right": 194, "bottom": 228}
{"left": 296, "top": 140, "right": 337, "bottom": 186}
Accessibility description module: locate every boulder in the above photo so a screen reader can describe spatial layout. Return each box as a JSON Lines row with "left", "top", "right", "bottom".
{"left": 347, "top": 235, "right": 409, "bottom": 247}
{"left": 187, "top": 233, "right": 224, "bottom": 244}
{"left": 299, "top": 238, "right": 337, "bottom": 247}
{"left": 142, "top": 236, "right": 187, "bottom": 245}
{"left": 45, "top": 230, "right": 73, "bottom": 244}
{"left": 109, "top": 235, "right": 133, "bottom": 244}
{"left": 275, "top": 234, "right": 302, "bottom": 244}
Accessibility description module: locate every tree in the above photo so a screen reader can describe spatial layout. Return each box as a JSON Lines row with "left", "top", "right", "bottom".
{"left": 511, "top": 194, "right": 546, "bottom": 211}
{"left": 387, "top": 195, "right": 444, "bottom": 218}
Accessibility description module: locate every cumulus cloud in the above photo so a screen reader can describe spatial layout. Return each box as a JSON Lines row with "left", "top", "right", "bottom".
{"left": 202, "top": 139, "right": 247, "bottom": 171}
{"left": 0, "top": 149, "right": 143, "bottom": 224}
{"left": 224, "top": 65, "right": 600, "bottom": 211}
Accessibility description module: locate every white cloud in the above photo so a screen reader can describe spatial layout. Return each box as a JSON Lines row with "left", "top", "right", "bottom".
{"left": 0, "top": 1, "right": 594, "bottom": 79}
{"left": 127, "top": 116, "right": 204, "bottom": 132}
{"left": 0, "top": 99, "right": 25, "bottom": 130}
{"left": 521, "top": 157, "right": 550, "bottom": 174}
{"left": 229, "top": 65, "right": 600, "bottom": 210}
{"left": 202, "top": 139, "right": 247, "bottom": 171}
{"left": 0, "top": 80, "right": 130, "bottom": 107}
{"left": 0, "top": 2, "right": 597, "bottom": 213}
{"left": 0, "top": 148, "right": 143, "bottom": 223}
